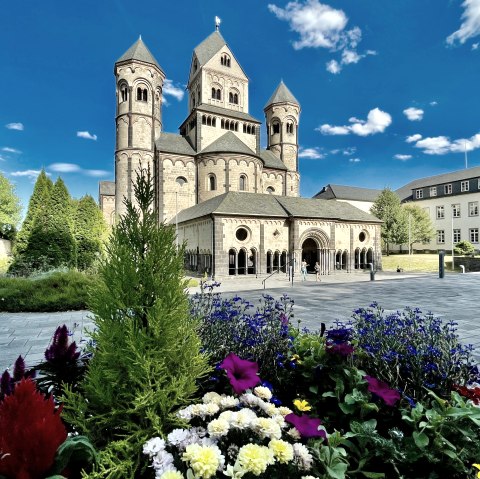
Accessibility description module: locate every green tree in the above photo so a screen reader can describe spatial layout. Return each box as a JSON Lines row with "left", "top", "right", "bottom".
{"left": 74, "top": 195, "right": 108, "bottom": 270}
{"left": 13, "top": 169, "right": 52, "bottom": 255}
{"left": 370, "top": 188, "right": 408, "bottom": 255}
{"left": 62, "top": 166, "right": 210, "bottom": 479}
{"left": 403, "top": 204, "right": 435, "bottom": 254}
{"left": 0, "top": 172, "right": 22, "bottom": 240}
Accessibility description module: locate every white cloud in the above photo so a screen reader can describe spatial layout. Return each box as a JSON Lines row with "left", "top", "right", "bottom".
{"left": 403, "top": 107, "right": 424, "bottom": 121}
{"left": 163, "top": 79, "right": 184, "bottom": 101}
{"left": 473, "top": 42, "right": 479, "bottom": 49}
{"left": 0, "top": 155, "right": 6, "bottom": 162}
{"left": 1, "top": 147, "right": 21, "bottom": 154}
{"left": 430, "top": 101, "right": 438, "bottom": 106}
{"left": 412, "top": 132, "right": 480, "bottom": 155}
{"left": 77, "top": 131, "right": 97, "bottom": 141}
{"left": 10, "top": 169, "right": 42, "bottom": 179}
{"left": 298, "top": 147, "right": 325, "bottom": 159}
{"left": 5, "top": 122, "right": 24, "bottom": 131}
{"left": 394, "top": 154, "right": 412, "bottom": 161}
{"left": 447, "top": 0, "right": 480, "bottom": 45}
{"left": 85, "top": 169, "right": 109, "bottom": 177}
{"left": 326, "top": 59, "right": 341, "bottom": 74}
{"left": 406, "top": 134, "right": 422, "bottom": 143}
{"left": 317, "top": 107, "right": 391, "bottom": 136}
{"left": 349, "top": 158, "right": 360, "bottom": 163}
{"left": 49, "top": 163, "right": 82, "bottom": 173}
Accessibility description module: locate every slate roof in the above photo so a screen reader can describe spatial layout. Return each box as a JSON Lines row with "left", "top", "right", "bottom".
{"left": 99, "top": 181, "right": 115, "bottom": 196}
{"left": 197, "top": 104, "right": 261, "bottom": 123}
{"left": 156, "top": 132, "right": 196, "bottom": 156}
{"left": 395, "top": 166, "right": 480, "bottom": 201}
{"left": 116, "top": 37, "right": 163, "bottom": 71}
{"left": 200, "top": 132, "right": 255, "bottom": 155}
{"left": 174, "top": 192, "right": 381, "bottom": 224}
{"left": 193, "top": 31, "right": 226, "bottom": 66}
{"left": 314, "top": 184, "right": 381, "bottom": 202}
{"left": 265, "top": 81, "right": 299, "bottom": 108}
{"left": 260, "top": 150, "right": 287, "bottom": 171}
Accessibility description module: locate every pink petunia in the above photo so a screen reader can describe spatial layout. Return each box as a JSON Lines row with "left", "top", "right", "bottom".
{"left": 219, "top": 353, "right": 261, "bottom": 395}
{"left": 364, "top": 375, "right": 401, "bottom": 406}
{"left": 285, "top": 413, "right": 326, "bottom": 439}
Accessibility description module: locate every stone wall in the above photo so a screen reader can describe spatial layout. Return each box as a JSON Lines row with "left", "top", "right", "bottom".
{"left": 455, "top": 256, "right": 480, "bottom": 272}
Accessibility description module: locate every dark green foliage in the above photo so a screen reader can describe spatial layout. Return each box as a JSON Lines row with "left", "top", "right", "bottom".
{"left": 0, "top": 271, "right": 100, "bottom": 312}
{"left": 62, "top": 166, "right": 210, "bottom": 479}
{"left": 13, "top": 169, "right": 52, "bottom": 256}
{"left": 454, "top": 239, "right": 475, "bottom": 256}
{"left": 74, "top": 195, "right": 107, "bottom": 271}
{"left": 49, "top": 436, "right": 97, "bottom": 479}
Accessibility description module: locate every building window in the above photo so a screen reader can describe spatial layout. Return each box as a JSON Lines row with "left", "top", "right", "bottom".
{"left": 176, "top": 176, "right": 187, "bottom": 186}
{"left": 228, "top": 92, "right": 239, "bottom": 104}
{"left": 452, "top": 204, "right": 461, "bottom": 217}
{"left": 266, "top": 186, "right": 275, "bottom": 194}
{"left": 437, "top": 230, "right": 445, "bottom": 244}
{"left": 430, "top": 186, "right": 437, "bottom": 197}
{"left": 416, "top": 189, "right": 423, "bottom": 199}
{"left": 211, "top": 87, "right": 221, "bottom": 100}
{"left": 286, "top": 122, "right": 294, "bottom": 134}
{"left": 453, "top": 229, "right": 461, "bottom": 243}
{"left": 272, "top": 122, "right": 280, "bottom": 134}
{"left": 136, "top": 87, "right": 148, "bottom": 102}
{"left": 208, "top": 174, "right": 216, "bottom": 191}
{"left": 444, "top": 184, "right": 452, "bottom": 194}
{"left": 461, "top": 180, "right": 470, "bottom": 192}
{"left": 469, "top": 201, "right": 479, "bottom": 216}
{"left": 239, "top": 175, "right": 247, "bottom": 191}
{"left": 436, "top": 205, "right": 444, "bottom": 219}
{"left": 220, "top": 53, "right": 231, "bottom": 67}
{"left": 120, "top": 85, "right": 128, "bottom": 102}
{"left": 470, "top": 228, "right": 479, "bottom": 243}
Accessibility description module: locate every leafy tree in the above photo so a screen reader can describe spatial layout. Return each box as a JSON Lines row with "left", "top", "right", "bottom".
{"left": 74, "top": 195, "right": 108, "bottom": 270}
{"left": 62, "top": 166, "right": 210, "bottom": 479}
{"left": 454, "top": 240, "right": 475, "bottom": 256}
{"left": 370, "top": 188, "right": 408, "bottom": 255}
{"left": 0, "top": 172, "right": 22, "bottom": 240}
{"left": 403, "top": 204, "right": 435, "bottom": 254}
{"left": 13, "top": 170, "right": 52, "bottom": 254}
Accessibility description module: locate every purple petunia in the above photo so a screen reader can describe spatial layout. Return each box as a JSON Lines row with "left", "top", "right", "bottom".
{"left": 364, "top": 375, "right": 401, "bottom": 406}
{"left": 219, "top": 352, "right": 261, "bottom": 395}
{"left": 285, "top": 413, "right": 326, "bottom": 439}
{"left": 327, "top": 343, "right": 354, "bottom": 357}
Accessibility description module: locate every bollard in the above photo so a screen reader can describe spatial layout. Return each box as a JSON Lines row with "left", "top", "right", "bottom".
{"left": 460, "top": 265, "right": 465, "bottom": 274}
{"left": 439, "top": 251, "right": 445, "bottom": 279}
{"left": 368, "top": 263, "right": 375, "bottom": 281}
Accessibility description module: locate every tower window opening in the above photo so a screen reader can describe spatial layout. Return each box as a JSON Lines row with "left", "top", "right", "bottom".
{"left": 286, "top": 122, "right": 294, "bottom": 134}
{"left": 239, "top": 175, "right": 247, "bottom": 191}
{"left": 266, "top": 186, "right": 275, "bottom": 194}
{"left": 216, "top": 89, "right": 221, "bottom": 100}
{"left": 221, "top": 53, "right": 231, "bottom": 67}
{"left": 120, "top": 86, "right": 128, "bottom": 102}
{"left": 208, "top": 174, "right": 216, "bottom": 191}
{"left": 207, "top": 116, "right": 212, "bottom": 126}
{"left": 272, "top": 122, "right": 280, "bottom": 134}
{"left": 233, "top": 93, "right": 238, "bottom": 104}
{"left": 234, "top": 122, "right": 238, "bottom": 132}
{"left": 211, "top": 87, "right": 216, "bottom": 99}
{"left": 137, "top": 87, "right": 148, "bottom": 102}
{"left": 212, "top": 117, "right": 216, "bottom": 127}
{"left": 202, "top": 115, "right": 206, "bottom": 125}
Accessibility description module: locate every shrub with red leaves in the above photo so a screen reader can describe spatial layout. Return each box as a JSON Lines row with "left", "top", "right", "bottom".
{"left": 0, "top": 378, "right": 67, "bottom": 479}
{"left": 453, "top": 384, "right": 480, "bottom": 405}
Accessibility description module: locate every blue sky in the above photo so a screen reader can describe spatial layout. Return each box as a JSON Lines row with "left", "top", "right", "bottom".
{"left": 2, "top": 0, "right": 480, "bottom": 215}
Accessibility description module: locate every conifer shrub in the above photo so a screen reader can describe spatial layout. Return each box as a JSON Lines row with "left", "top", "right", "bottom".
{"left": 62, "top": 166, "right": 210, "bottom": 479}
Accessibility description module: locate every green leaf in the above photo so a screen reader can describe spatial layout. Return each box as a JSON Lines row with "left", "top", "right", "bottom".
{"left": 309, "top": 385, "right": 319, "bottom": 394}
{"left": 339, "top": 402, "right": 356, "bottom": 414}
{"left": 361, "top": 472, "right": 386, "bottom": 478}
{"left": 50, "top": 436, "right": 97, "bottom": 475}
{"left": 443, "top": 449, "right": 457, "bottom": 459}
{"left": 326, "top": 462, "right": 348, "bottom": 479}
{"left": 412, "top": 431, "right": 429, "bottom": 449}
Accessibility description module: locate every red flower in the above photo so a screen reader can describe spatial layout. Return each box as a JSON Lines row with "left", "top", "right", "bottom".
{"left": 0, "top": 378, "right": 67, "bottom": 479}
{"left": 364, "top": 375, "right": 401, "bottom": 406}
{"left": 219, "top": 353, "right": 261, "bottom": 395}
{"left": 327, "top": 343, "right": 354, "bottom": 357}
{"left": 285, "top": 413, "right": 326, "bottom": 439}
{"left": 454, "top": 384, "right": 480, "bottom": 405}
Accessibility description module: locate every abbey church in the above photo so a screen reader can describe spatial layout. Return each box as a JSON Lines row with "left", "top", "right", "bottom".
{"left": 99, "top": 26, "right": 382, "bottom": 277}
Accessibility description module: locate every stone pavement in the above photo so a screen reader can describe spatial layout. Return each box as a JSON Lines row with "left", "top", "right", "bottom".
{"left": 1, "top": 271, "right": 480, "bottom": 371}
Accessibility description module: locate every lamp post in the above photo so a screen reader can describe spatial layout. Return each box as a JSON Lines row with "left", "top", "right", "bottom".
{"left": 451, "top": 205, "right": 455, "bottom": 271}
{"left": 175, "top": 191, "right": 178, "bottom": 252}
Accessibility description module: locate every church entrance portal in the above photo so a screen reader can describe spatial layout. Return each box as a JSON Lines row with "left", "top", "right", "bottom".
{"left": 301, "top": 238, "right": 317, "bottom": 273}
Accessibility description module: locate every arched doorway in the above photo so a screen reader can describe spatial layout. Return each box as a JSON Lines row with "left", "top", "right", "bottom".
{"left": 248, "top": 248, "right": 256, "bottom": 275}
{"left": 360, "top": 248, "right": 367, "bottom": 269}
{"left": 280, "top": 251, "right": 287, "bottom": 273}
{"left": 228, "top": 249, "right": 236, "bottom": 275}
{"left": 366, "top": 248, "right": 373, "bottom": 268}
{"left": 335, "top": 250, "right": 342, "bottom": 270}
{"left": 301, "top": 238, "right": 317, "bottom": 273}
{"left": 273, "top": 250, "right": 280, "bottom": 272}
{"left": 342, "top": 250, "right": 348, "bottom": 271}
{"left": 238, "top": 249, "right": 247, "bottom": 275}
{"left": 266, "top": 251, "right": 273, "bottom": 273}
{"left": 354, "top": 248, "right": 360, "bottom": 269}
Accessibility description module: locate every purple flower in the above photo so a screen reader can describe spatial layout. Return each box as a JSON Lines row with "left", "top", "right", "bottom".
{"left": 279, "top": 313, "right": 289, "bottom": 326}
{"left": 327, "top": 343, "right": 354, "bottom": 357}
{"left": 219, "top": 352, "right": 261, "bottom": 395}
{"left": 326, "top": 328, "right": 352, "bottom": 343}
{"left": 45, "top": 325, "right": 80, "bottom": 363}
{"left": 0, "top": 370, "right": 13, "bottom": 398}
{"left": 364, "top": 375, "right": 401, "bottom": 406}
{"left": 285, "top": 413, "right": 326, "bottom": 439}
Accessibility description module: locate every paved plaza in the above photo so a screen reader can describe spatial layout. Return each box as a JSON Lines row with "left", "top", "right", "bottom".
{"left": 1, "top": 271, "right": 480, "bottom": 371}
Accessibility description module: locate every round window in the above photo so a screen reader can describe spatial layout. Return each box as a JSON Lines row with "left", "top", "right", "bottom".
{"left": 236, "top": 227, "right": 248, "bottom": 241}
{"left": 359, "top": 231, "right": 367, "bottom": 242}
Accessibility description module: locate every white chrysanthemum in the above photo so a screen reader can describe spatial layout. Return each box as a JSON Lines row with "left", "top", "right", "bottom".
{"left": 278, "top": 406, "right": 293, "bottom": 417}
{"left": 252, "top": 417, "right": 282, "bottom": 439}
{"left": 239, "top": 392, "right": 259, "bottom": 407}
{"left": 143, "top": 437, "right": 166, "bottom": 457}
{"left": 191, "top": 403, "right": 220, "bottom": 418}
{"left": 301, "top": 476, "right": 319, "bottom": 479}
{"left": 269, "top": 439, "right": 294, "bottom": 463}
{"left": 167, "top": 429, "right": 190, "bottom": 447}
{"left": 287, "top": 427, "right": 301, "bottom": 441}
{"left": 182, "top": 443, "right": 225, "bottom": 478}
{"left": 254, "top": 386, "right": 273, "bottom": 400}
{"left": 236, "top": 444, "right": 275, "bottom": 476}
{"left": 193, "top": 426, "right": 207, "bottom": 438}
{"left": 202, "top": 391, "right": 222, "bottom": 405}
{"left": 157, "top": 470, "right": 183, "bottom": 479}
{"left": 294, "top": 443, "right": 314, "bottom": 471}
{"left": 230, "top": 408, "right": 258, "bottom": 430}
{"left": 177, "top": 405, "right": 194, "bottom": 421}
{"left": 152, "top": 450, "right": 176, "bottom": 474}
{"left": 271, "top": 414, "right": 286, "bottom": 428}
{"left": 260, "top": 402, "right": 277, "bottom": 417}
{"left": 220, "top": 395, "right": 240, "bottom": 409}
{"left": 218, "top": 410, "right": 234, "bottom": 422}
{"left": 207, "top": 418, "right": 230, "bottom": 438}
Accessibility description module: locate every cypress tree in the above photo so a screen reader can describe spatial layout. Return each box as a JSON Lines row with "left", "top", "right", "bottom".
{"left": 74, "top": 195, "right": 107, "bottom": 270}
{"left": 62, "top": 166, "right": 210, "bottom": 478}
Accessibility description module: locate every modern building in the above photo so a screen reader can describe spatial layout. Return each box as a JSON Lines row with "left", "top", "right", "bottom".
{"left": 100, "top": 26, "right": 382, "bottom": 277}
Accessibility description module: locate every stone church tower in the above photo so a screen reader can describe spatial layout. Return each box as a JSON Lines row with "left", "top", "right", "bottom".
{"left": 114, "top": 37, "right": 165, "bottom": 216}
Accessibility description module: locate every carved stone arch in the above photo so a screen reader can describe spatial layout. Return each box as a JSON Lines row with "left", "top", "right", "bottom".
{"left": 298, "top": 228, "right": 330, "bottom": 249}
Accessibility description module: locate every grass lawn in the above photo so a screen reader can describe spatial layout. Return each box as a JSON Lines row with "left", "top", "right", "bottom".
{"left": 382, "top": 253, "right": 465, "bottom": 273}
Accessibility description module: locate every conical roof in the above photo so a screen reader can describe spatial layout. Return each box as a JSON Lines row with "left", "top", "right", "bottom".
{"left": 116, "top": 37, "right": 163, "bottom": 71}
{"left": 264, "top": 81, "right": 299, "bottom": 108}
{"left": 193, "top": 31, "right": 226, "bottom": 66}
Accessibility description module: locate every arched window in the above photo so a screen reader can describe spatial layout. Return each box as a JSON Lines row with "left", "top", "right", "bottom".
{"left": 221, "top": 119, "right": 225, "bottom": 129}
{"left": 120, "top": 85, "right": 128, "bottom": 102}
{"left": 176, "top": 176, "right": 187, "bottom": 186}
{"left": 143, "top": 89, "right": 147, "bottom": 101}
{"left": 243, "top": 124, "right": 246, "bottom": 133}
{"left": 266, "top": 186, "right": 275, "bottom": 194}
{"left": 212, "top": 117, "right": 216, "bottom": 127}
{"left": 211, "top": 87, "right": 216, "bottom": 99}
{"left": 286, "top": 122, "right": 294, "bottom": 134}
{"left": 137, "top": 87, "right": 147, "bottom": 102}
{"left": 207, "top": 116, "right": 212, "bottom": 126}
{"left": 229, "top": 92, "right": 233, "bottom": 103}
{"left": 208, "top": 174, "right": 216, "bottom": 191}
{"left": 216, "top": 89, "right": 221, "bottom": 100}
{"left": 202, "top": 115, "right": 206, "bottom": 125}
{"left": 233, "top": 93, "right": 238, "bottom": 104}
{"left": 250, "top": 126, "right": 255, "bottom": 135}
{"left": 239, "top": 175, "right": 247, "bottom": 191}
{"left": 221, "top": 53, "right": 231, "bottom": 67}
{"left": 234, "top": 122, "right": 238, "bottom": 132}
{"left": 272, "top": 122, "right": 280, "bottom": 134}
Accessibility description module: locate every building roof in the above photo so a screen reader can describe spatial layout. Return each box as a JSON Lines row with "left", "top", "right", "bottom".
{"left": 260, "top": 150, "right": 287, "bottom": 171}
{"left": 197, "top": 104, "right": 261, "bottom": 123}
{"left": 314, "top": 184, "right": 381, "bottom": 202}
{"left": 193, "top": 31, "right": 226, "bottom": 66}
{"left": 200, "top": 131, "right": 255, "bottom": 155}
{"left": 99, "top": 181, "right": 115, "bottom": 196}
{"left": 156, "top": 132, "right": 196, "bottom": 156}
{"left": 174, "top": 192, "right": 382, "bottom": 224}
{"left": 395, "top": 165, "right": 480, "bottom": 201}
{"left": 116, "top": 37, "right": 163, "bottom": 71}
{"left": 265, "top": 81, "right": 299, "bottom": 108}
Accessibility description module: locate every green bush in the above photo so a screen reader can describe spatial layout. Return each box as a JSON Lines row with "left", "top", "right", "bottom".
{"left": 454, "top": 239, "right": 475, "bottom": 256}
{"left": 0, "top": 270, "right": 101, "bottom": 312}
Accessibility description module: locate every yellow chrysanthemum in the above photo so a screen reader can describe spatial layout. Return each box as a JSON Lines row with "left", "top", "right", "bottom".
{"left": 159, "top": 471, "right": 184, "bottom": 479}
{"left": 293, "top": 399, "right": 312, "bottom": 412}
{"left": 269, "top": 439, "right": 294, "bottom": 464}
{"left": 473, "top": 464, "right": 480, "bottom": 478}
{"left": 182, "top": 444, "right": 220, "bottom": 479}
{"left": 236, "top": 444, "right": 275, "bottom": 476}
